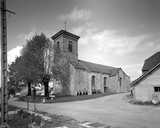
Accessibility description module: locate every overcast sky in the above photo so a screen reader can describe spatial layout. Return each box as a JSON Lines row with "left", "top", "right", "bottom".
{"left": 1, "top": 0, "right": 160, "bottom": 81}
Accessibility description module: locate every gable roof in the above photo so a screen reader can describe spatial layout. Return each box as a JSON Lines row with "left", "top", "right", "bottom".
{"left": 70, "top": 59, "right": 120, "bottom": 76}
{"left": 142, "top": 52, "right": 160, "bottom": 73}
{"left": 131, "top": 62, "right": 160, "bottom": 87}
{"left": 51, "top": 30, "right": 80, "bottom": 40}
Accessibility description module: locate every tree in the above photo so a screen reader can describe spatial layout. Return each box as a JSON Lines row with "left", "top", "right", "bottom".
{"left": 8, "top": 56, "right": 25, "bottom": 95}
{"left": 8, "top": 33, "right": 50, "bottom": 97}
{"left": 22, "top": 33, "right": 50, "bottom": 97}
{"left": 52, "top": 45, "right": 70, "bottom": 96}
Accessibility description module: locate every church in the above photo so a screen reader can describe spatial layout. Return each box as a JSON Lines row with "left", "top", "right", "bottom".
{"left": 44, "top": 30, "right": 130, "bottom": 96}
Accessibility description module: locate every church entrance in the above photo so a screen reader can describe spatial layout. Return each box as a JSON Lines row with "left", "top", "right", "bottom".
{"left": 91, "top": 75, "right": 96, "bottom": 94}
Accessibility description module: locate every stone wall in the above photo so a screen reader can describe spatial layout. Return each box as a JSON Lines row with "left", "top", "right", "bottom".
{"left": 70, "top": 65, "right": 91, "bottom": 95}
{"left": 118, "top": 69, "right": 130, "bottom": 92}
{"left": 69, "top": 66, "right": 130, "bottom": 96}
{"left": 70, "top": 65, "right": 111, "bottom": 95}
{"left": 108, "top": 69, "right": 130, "bottom": 93}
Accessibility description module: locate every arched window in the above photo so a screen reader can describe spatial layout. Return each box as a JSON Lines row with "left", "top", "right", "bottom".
{"left": 91, "top": 75, "right": 95, "bottom": 88}
{"left": 57, "top": 41, "right": 60, "bottom": 49}
{"left": 68, "top": 41, "right": 72, "bottom": 52}
{"left": 104, "top": 77, "right": 107, "bottom": 92}
{"left": 91, "top": 75, "right": 96, "bottom": 94}
{"left": 119, "top": 77, "right": 122, "bottom": 87}
{"left": 104, "top": 77, "right": 107, "bottom": 86}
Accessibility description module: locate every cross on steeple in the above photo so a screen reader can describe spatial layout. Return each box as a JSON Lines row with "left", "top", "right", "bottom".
{"left": 64, "top": 20, "right": 67, "bottom": 31}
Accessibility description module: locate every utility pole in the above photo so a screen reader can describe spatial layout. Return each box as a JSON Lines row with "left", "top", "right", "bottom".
{"left": 1, "top": 0, "right": 15, "bottom": 127}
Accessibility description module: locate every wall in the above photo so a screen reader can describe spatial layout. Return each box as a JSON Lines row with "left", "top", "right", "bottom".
{"left": 108, "top": 69, "right": 130, "bottom": 93}
{"left": 70, "top": 65, "right": 111, "bottom": 95}
{"left": 118, "top": 69, "right": 130, "bottom": 92}
{"left": 63, "top": 35, "right": 78, "bottom": 60}
{"left": 70, "top": 66, "right": 130, "bottom": 95}
{"left": 108, "top": 75, "right": 118, "bottom": 92}
{"left": 74, "top": 68, "right": 90, "bottom": 95}
{"left": 69, "top": 64, "right": 76, "bottom": 95}
{"left": 134, "top": 68, "right": 160, "bottom": 101}
{"left": 88, "top": 72, "right": 109, "bottom": 93}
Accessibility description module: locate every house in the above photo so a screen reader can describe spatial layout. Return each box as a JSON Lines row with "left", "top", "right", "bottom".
{"left": 44, "top": 30, "right": 130, "bottom": 96}
{"left": 131, "top": 52, "right": 160, "bottom": 102}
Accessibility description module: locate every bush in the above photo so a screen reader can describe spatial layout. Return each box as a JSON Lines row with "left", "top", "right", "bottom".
{"left": 7, "top": 109, "right": 43, "bottom": 128}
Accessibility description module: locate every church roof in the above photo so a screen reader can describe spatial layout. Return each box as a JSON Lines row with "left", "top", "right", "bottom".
{"left": 71, "top": 60, "right": 120, "bottom": 76}
{"left": 51, "top": 30, "right": 80, "bottom": 40}
{"left": 142, "top": 52, "right": 160, "bottom": 73}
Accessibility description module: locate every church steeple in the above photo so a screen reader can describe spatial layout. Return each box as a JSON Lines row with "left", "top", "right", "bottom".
{"left": 51, "top": 30, "right": 80, "bottom": 61}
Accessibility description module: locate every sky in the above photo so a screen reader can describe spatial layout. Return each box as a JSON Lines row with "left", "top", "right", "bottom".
{"left": 1, "top": 0, "right": 160, "bottom": 82}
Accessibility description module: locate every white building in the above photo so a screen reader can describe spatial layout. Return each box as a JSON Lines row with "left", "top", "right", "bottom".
{"left": 131, "top": 52, "right": 160, "bottom": 102}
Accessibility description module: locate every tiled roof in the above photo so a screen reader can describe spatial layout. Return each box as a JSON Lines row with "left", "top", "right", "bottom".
{"left": 142, "top": 52, "right": 160, "bottom": 73}
{"left": 71, "top": 60, "right": 120, "bottom": 76}
{"left": 51, "top": 30, "right": 80, "bottom": 40}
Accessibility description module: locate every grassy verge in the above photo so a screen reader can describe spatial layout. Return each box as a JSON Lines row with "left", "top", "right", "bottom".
{"left": 125, "top": 94, "right": 160, "bottom": 106}
{"left": 0, "top": 105, "right": 18, "bottom": 111}
{"left": 0, "top": 109, "right": 81, "bottom": 128}
{"left": 18, "top": 91, "right": 115, "bottom": 103}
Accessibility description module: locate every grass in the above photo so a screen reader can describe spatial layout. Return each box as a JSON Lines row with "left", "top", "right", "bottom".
{"left": 43, "top": 114, "right": 80, "bottom": 128}
{"left": 18, "top": 91, "right": 116, "bottom": 103}
{"left": 125, "top": 94, "right": 160, "bottom": 106}
{"left": 0, "top": 105, "right": 18, "bottom": 111}
{"left": 0, "top": 109, "right": 81, "bottom": 128}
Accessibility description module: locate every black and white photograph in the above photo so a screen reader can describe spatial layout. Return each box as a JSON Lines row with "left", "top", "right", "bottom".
{"left": 1, "top": 0, "right": 160, "bottom": 128}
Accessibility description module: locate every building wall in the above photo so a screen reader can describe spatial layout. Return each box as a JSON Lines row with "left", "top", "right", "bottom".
{"left": 53, "top": 35, "right": 78, "bottom": 61}
{"left": 88, "top": 72, "right": 109, "bottom": 93}
{"left": 70, "top": 66, "right": 91, "bottom": 96}
{"left": 108, "top": 75, "right": 118, "bottom": 92}
{"left": 63, "top": 36, "right": 78, "bottom": 60}
{"left": 69, "top": 65, "right": 130, "bottom": 96}
{"left": 134, "top": 68, "right": 160, "bottom": 101}
{"left": 118, "top": 69, "right": 130, "bottom": 92}
{"left": 108, "top": 70, "right": 130, "bottom": 93}
{"left": 69, "top": 64, "right": 76, "bottom": 95}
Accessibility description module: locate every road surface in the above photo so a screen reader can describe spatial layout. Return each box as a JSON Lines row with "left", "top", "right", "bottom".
{"left": 9, "top": 93, "right": 160, "bottom": 128}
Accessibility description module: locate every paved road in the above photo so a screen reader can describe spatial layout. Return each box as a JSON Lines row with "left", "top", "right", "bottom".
{"left": 9, "top": 93, "right": 160, "bottom": 128}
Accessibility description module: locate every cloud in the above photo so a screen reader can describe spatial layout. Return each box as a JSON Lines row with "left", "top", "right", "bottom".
{"left": 122, "top": 64, "right": 142, "bottom": 81}
{"left": 70, "top": 23, "right": 155, "bottom": 80}
{"left": 16, "top": 29, "right": 37, "bottom": 44}
{"left": 0, "top": 46, "right": 23, "bottom": 86}
{"left": 7, "top": 46, "right": 23, "bottom": 64}
{"left": 59, "top": 7, "right": 92, "bottom": 22}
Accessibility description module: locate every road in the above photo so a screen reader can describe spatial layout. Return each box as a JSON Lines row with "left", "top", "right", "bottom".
{"left": 9, "top": 93, "right": 160, "bottom": 128}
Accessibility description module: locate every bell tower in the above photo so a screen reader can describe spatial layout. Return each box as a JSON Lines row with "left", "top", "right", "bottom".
{"left": 51, "top": 30, "right": 80, "bottom": 61}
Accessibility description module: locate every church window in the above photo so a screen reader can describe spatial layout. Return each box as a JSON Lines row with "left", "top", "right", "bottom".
{"left": 104, "top": 77, "right": 107, "bottom": 86}
{"left": 68, "top": 41, "right": 72, "bottom": 52}
{"left": 104, "top": 77, "right": 108, "bottom": 92}
{"left": 154, "top": 87, "right": 160, "bottom": 92}
{"left": 91, "top": 75, "right": 95, "bottom": 88}
{"left": 57, "top": 41, "right": 60, "bottom": 49}
{"left": 119, "top": 77, "right": 122, "bottom": 87}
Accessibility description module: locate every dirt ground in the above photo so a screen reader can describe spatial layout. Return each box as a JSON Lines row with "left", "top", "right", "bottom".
{"left": 9, "top": 93, "right": 160, "bottom": 128}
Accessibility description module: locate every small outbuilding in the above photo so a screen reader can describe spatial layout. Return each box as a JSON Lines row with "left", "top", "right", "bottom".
{"left": 131, "top": 52, "right": 160, "bottom": 102}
